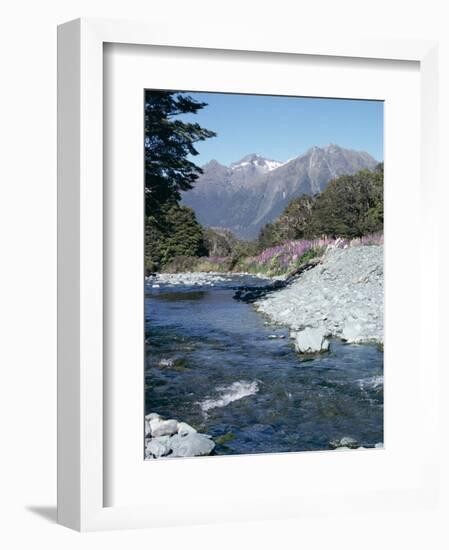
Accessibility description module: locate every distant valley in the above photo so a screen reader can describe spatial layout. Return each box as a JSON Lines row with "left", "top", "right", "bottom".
{"left": 181, "top": 144, "right": 378, "bottom": 239}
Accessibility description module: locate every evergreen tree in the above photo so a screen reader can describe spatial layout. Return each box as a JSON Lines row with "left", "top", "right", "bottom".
{"left": 144, "top": 90, "right": 216, "bottom": 271}
{"left": 161, "top": 204, "right": 207, "bottom": 263}
{"left": 310, "top": 167, "right": 383, "bottom": 238}
{"left": 145, "top": 90, "right": 216, "bottom": 214}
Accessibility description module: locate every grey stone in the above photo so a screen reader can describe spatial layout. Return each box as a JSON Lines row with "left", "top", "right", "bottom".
{"left": 145, "top": 412, "right": 161, "bottom": 421}
{"left": 177, "top": 422, "right": 197, "bottom": 437}
{"left": 169, "top": 433, "right": 215, "bottom": 457}
{"left": 145, "top": 435, "right": 171, "bottom": 458}
{"left": 145, "top": 413, "right": 161, "bottom": 436}
{"left": 294, "top": 327, "right": 329, "bottom": 353}
{"left": 150, "top": 418, "right": 179, "bottom": 437}
{"left": 341, "top": 322, "right": 363, "bottom": 343}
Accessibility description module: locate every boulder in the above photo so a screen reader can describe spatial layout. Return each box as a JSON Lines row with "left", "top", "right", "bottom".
{"left": 294, "top": 327, "right": 329, "bottom": 353}
{"left": 177, "top": 422, "right": 197, "bottom": 437}
{"left": 145, "top": 435, "right": 171, "bottom": 459}
{"left": 146, "top": 412, "right": 161, "bottom": 421}
{"left": 169, "top": 432, "right": 215, "bottom": 457}
{"left": 341, "top": 322, "right": 363, "bottom": 343}
{"left": 145, "top": 412, "right": 160, "bottom": 436}
{"left": 150, "top": 418, "right": 179, "bottom": 437}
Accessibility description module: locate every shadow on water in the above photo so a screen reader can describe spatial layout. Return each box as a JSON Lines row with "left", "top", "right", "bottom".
{"left": 151, "top": 290, "right": 207, "bottom": 302}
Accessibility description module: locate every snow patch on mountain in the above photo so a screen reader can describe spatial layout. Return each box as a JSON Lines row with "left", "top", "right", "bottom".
{"left": 230, "top": 154, "right": 282, "bottom": 173}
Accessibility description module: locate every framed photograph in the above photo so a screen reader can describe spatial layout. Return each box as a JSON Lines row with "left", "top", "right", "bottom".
{"left": 58, "top": 18, "right": 440, "bottom": 531}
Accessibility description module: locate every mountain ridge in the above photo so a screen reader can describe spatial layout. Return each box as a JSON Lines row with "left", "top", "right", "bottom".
{"left": 182, "top": 144, "right": 379, "bottom": 239}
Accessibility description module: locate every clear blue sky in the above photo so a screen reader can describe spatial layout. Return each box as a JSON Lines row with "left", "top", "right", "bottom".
{"left": 178, "top": 92, "right": 383, "bottom": 166}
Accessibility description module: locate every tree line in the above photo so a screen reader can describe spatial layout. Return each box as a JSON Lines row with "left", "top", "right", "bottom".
{"left": 258, "top": 163, "right": 383, "bottom": 249}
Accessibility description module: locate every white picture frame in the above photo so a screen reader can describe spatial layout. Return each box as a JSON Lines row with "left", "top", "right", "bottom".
{"left": 57, "top": 17, "right": 440, "bottom": 531}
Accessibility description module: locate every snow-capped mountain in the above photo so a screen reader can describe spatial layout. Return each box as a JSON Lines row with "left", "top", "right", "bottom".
{"left": 229, "top": 153, "right": 283, "bottom": 174}
{"left": 181, "top": 145, "right": 378, "bottom": 239}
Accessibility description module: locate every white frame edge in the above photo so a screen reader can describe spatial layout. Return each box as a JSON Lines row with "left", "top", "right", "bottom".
{"left": 57, "top": 17, "right": 439, "bottom": 531}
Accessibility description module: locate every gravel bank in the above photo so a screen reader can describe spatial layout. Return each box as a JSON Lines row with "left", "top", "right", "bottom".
{"left": 146, "top": 271, "right": 269, "bottom": 288}
{"left": 254, "top": 245, "right": 383, "bottom": 344}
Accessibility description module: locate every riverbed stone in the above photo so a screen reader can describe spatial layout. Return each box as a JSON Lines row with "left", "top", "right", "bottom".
{"left": 145, "top": 413, "right": 161, "bottom": 436}
{"left": 146, "top": 412, "right": 161, "bottom": 421}
{"left": 150, "top": 418, "right": 179, "bottom": 437}
{"left": 145, "top": 435, "right": 171, "bottom": 458}
{"left": 341, "top": 321, "right": 364, "bottom": 343}
{"left": 177, "top": 422, "right": 197, "bottom": 437}
{"left": 294, "top": 327, "right": 329, "bottom": 353}
{"left": 169, "top": 432, "right": 215, "bottom": 457}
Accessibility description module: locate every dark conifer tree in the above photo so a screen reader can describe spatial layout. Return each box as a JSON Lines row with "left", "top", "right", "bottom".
{"left": 144, "top": 90, "right": 216, "bottom": 272}
{"left": 144, "top": 90, "right": 216, "bottom": 215}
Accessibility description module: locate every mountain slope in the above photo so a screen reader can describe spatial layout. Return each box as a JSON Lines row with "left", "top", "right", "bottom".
{"left": 182, "top": 145, "right": 378, "bottom": 239}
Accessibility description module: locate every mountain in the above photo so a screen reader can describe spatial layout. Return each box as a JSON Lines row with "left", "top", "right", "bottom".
{"left": 181, "top": 145, "right": 379, "bottom": 239}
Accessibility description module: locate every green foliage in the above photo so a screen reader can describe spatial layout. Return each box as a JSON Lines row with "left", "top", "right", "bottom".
{"left": 258, "top": 195, "right": 314, "bottom": 249}
{"left": 294, "top": 247, "right": 318, "bottom": 267}
{"left": 162, "top": 204, "right": 207, "bottom": 261}
{"left": 146, "top": 204, "right": 207, "bottom": 273}
{"left": 257, "top": 164, "right": 383, "bottom": 247}
{"left": 309, "top": 168, "right": 383, "bottom": 238}
{"left": 161, "top": 255, "right": 202, "bottom": 274}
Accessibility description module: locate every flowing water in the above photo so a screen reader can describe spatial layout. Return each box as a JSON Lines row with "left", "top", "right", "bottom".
{"left": 145, "top": 273, "right": 383, "bottom": 455}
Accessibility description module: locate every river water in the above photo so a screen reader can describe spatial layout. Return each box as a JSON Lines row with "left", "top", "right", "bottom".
{"left": 145, "top": 273, "right": 383, "bottom": 455}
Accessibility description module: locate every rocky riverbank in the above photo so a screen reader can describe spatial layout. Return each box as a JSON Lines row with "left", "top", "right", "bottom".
{"left": 254, "top": 245, "right": 383, "bottom": 347}
{"left": 145, "top": 413, "right": 215, "bottom": 459}
{"left": 146, "top": 271, "right": 270, "bottom": 288}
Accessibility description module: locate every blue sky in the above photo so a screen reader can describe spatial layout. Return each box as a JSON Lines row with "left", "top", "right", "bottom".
{"left": 177, "top": 92, "right": 383, "bottom": 166}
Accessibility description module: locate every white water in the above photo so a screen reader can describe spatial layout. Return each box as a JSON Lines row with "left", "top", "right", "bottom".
{"left": 357, "top": 375, "right": 384, "bottom": 390}
{"left": 200, "top": 380, "right": 259, "bottom": 412}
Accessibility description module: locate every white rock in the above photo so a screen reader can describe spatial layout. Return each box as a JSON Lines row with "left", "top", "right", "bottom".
{"left": 169, "top": 433, "right": 215, "bottom": 457}
{"left": 146, "top": 412, "right": 161, "bottom": 421}
{"left": 150, "top": 418, "right": 179, "bottom": 437}
{"left": 145, "top": 435, "right": 171, "bottom": 458}
{"left": 145, "top": 420, "right": 151, "bottom": 437}
{"left": 177, "top": 422, "right": 197, "bottom": 437}
{"left": 341, "top": 322, "right": 364, "bottom": 343}
{"left": 145, "top": 413, "right": 161, "bottom": 436}
{"left": 294, "top": 327, "right": 329, "bottom": 353}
